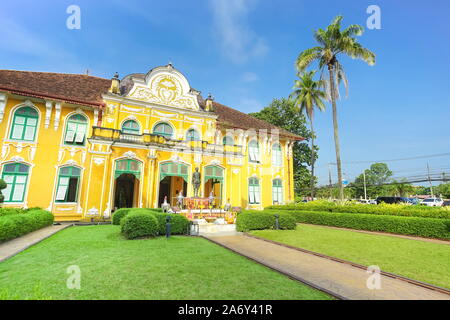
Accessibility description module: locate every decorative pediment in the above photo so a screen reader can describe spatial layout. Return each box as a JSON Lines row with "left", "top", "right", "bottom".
{"left": 127, "top": 65, "right": 200, "bottom": 111}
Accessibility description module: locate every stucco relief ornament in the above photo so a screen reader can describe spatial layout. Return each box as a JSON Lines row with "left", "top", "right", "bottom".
{"left": 124, "top": 151, "right": 136, "bottom": 159}
{"left": 170, "top": 154, "right": 182, "bottom": 163}
{"left": 11, "top": 156, "right": 25, "bottom": 163}
{"left": 93, "top": 157, "right": 105, "bottom": 165}
{"left": 66, "top": 159, "right": 77, "bottom": 166}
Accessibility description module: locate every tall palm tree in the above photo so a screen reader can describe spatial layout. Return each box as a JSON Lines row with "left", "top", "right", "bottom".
{"left": 290, "top": 71, "right": 326, "bottom": 198}
{"left": 296, "top": 15, "right": 375, "bottom": 201}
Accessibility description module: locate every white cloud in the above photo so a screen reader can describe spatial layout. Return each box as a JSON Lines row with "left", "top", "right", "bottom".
{"left": 241, "top": 72, "right": 259, "bottom": 83}
{"left": 209, "top": 0, "right": 268, "bottom": 64}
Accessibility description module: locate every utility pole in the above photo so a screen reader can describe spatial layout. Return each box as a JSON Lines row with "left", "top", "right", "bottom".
{"left": 363, "top": 170, "right": 368, "bottom": 200}
{"left": 443, "top": 172, "right": 447, "bottom": 183}
{"left": 427, "top": 163, "right": 434, "bottom": 197}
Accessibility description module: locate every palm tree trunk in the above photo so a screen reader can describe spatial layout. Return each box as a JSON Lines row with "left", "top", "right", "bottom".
{"left": 309, "top": 117, "right": 315, "bottom": 199}
{"left": 328, "top": 65, "right": 344, "bottom": 201}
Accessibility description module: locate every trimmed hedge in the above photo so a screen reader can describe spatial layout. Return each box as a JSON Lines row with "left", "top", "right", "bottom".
{"left": 152, "top": 212, "right": 190, "bottom": 235}
{"left": 267, "top": 201, "right": 450, "bottom": 219}
{"left": 121, "top": 211, "right": 159, "bottom": 239}
{"left": 0, "top": 209, "right": 54, "bottom": 242}
{"left": 236, "top": 211, "right": 296, "bottom": 232}
{"left": 112, "top": 208, "right": 163, "bottom": 225}
{"left": 272, "top": 210, "right": 450, "bottom": 240}
{"left": 0, "top": 208, "right": 27, "bottom": 217}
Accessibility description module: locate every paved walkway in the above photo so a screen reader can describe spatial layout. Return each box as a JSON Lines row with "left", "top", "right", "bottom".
{"left": 205, "top": 234, "right": 450, "bottom": 300}
{"left": 0, "top": 223, "right": 72, "bottom": 262}
{"left": 298, "top": 223, "right": 450, "bottom": 245}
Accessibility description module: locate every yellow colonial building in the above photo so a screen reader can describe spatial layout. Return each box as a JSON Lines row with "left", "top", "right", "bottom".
{"left": 0, "top": 64, "right": 301, "bottom": 221}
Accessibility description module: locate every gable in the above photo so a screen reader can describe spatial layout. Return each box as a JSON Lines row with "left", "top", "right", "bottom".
{"left": 127, "top": 65, "right": 200, "bottom": 111}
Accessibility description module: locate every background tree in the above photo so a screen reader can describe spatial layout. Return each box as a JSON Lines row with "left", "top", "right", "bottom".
{"left": 290, "top": 71, "right": 326, "bottom": 198}
{"left": 390, "top": 179, "right": 415, "bottom": 197}
{"left": 250, "top": 98, "right": 316, "bottom": 197}
{"left": 296, "top": 15, "right": 375, "bottom": 201}
{"left": 350, "top": 163, "right": 393, "bottom": 198}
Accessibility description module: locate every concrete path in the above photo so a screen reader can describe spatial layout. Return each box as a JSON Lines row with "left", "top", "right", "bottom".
{"left": 205, "top": 234, "right": 450, "bottom": 300}
{"left": 0, "top": 223, "right": 72, "bottom": 262}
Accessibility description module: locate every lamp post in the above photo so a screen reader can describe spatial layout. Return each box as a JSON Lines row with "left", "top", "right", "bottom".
{"left": 274, "top": 214, "right": 280, "bottom": 230}
{"left": 166, "top": 215, "right": 172, "bottom": 238}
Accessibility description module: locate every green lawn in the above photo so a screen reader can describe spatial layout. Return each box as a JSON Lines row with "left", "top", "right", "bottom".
{"left": 0, "top": 225, "right": 330, "bottom": 300}
{"left": 251, "top": 224, "right": 450, "bottom": 289}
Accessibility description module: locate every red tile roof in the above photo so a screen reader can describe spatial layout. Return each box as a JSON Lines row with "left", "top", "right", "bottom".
{"left": 0, "top": 70, "right": 302, "bottom": 140}
{"left": 0, "top": 70, "right": 111, "bottom": 107}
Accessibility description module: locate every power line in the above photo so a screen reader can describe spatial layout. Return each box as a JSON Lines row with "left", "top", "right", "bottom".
{"left": 327, "top": 152, "right": 450, "bottom": 165}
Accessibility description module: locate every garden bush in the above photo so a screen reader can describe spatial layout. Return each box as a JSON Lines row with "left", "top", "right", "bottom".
{"left": 0, "top": 208, "right": 27, "bottom": 217}
{"left": 152, "top": 212, "right": 190, "bottom": 235}
{"left": 120, "top": 210, "right": 159, "bottom": 239}
{"left": 112, "top": 208, "right": 132, "bottom": 225}
{"left": 236, "top": 211, "right": 296, "bottom": 232}
{"left": 275, "top": 210, "right": 450, "bottom": 240}
{"left": 267, "top": 201, "right": 450, "bottom": 219}
{"left": 112, "top": 208, "right": 164, "bottom": 225}
{"left": 0, "top": 209, "right": 54, "bottom": 243}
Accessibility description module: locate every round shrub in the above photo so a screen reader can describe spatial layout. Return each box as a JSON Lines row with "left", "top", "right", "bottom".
{"left": 112, "top": 208, "right": 131, "bottom": 225}
{"left": 121, "top": 211, "right": 159, "bottom": 239}
{"left": 152, "top": 212, "right": 190, "bottom": 235}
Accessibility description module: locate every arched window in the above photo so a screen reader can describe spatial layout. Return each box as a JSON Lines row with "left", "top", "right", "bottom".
{"left": 1, "top": 163, "right": 30, "bottom": 203}
{"left": 272, "top": 179, "right": 283, "bottom": 204}
{"left": 186, "top": 129, "right": 200, "bottom": 141}
{"left": 55, "top": 166, "right": 81, "bottom": 203}
{"left": 272, "top": 143, "right": 282, "bottom": 166}
{"left": 64, "top": 114, "right": 88, "bottom": 146}
{"left": 121, "top": 120, "right": 140, "bottom": 134}
{"left": 223, "top": 136, "right": 234, "bottom": 146}
{"left": 10, "top": 107, "right": 38, "bottom": 141}
{"left": 248, "top": 177, "right": 260, "bottom": 204}
{"left": 153, "top": 122, "right": 173, "bottom": 139}
{"left": 248, "top": 140, "right": 260, "bottom": 163}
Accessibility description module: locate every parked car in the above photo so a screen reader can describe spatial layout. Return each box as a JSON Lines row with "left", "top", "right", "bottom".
{"left": 358, "top": 199, "right": 376, "bottom": 205}
{"left": 376, "top": 197, "right": 410, "bottom": 205}
{"left": 420, "top": 198, "right": 444, "bottom": 207}
{"left": 443, "top": 200, "right": 450, "bottom": 207}
{"left": 406, "top": 198, "right": 420, "bottom": 205}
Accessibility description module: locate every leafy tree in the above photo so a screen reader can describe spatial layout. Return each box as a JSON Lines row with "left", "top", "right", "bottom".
{"left": 390, "top": 179, "right": 415, "bottom": 197}
{"left": 296, "top": 15, "right": 375, "bottom": 201}
{"left": 290, "top": 71, "right": 326, "bottom": 198}
{"left": 249, "top": 98, "right": 316, "bottom": 197}
{"left": 435, "top": 183, "right": 450, "bottom": 198}
{"left": 351, "top": 163, "right": 393, "bottom": 198}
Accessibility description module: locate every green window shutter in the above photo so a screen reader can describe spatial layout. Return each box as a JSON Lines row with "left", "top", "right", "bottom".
{"left": 55, "top": 166, "right": 81, "bottom": 203}
{"left": 115, "top": 159, "right": 141, "bottom": 179}
{"left": 272, "top": 179, "right": 283, "bottom": 204}
{"left": 1, "top": 163, "right": 30, "bottom": 202}
{"left": 249, "top": 140, "right": 260, "bottom": 163}
{"left": 223, "top": 136, "right": 234, "bottom": 146}
{"left": 64, "top": 114, "right": 88, "bottom": 146}
{"left": 186, "top": 129, "right": 200, "bottom": 141}
{"left": 248, "top": 177, "right": 260, "bottom": 204}
{"left": 122, "top": 120, "right": 140, "bottom": 134}
{"left": 153, "top": 123, "right": 173, "bottom": 139}
{"left": 159, "top": 162, "right": 189, "bottom": 182}
{"left": 10, "top": 107, "right": 38, "bottom": 141}
{"left": 272, "top": 143, "right": 282, "bottom": 166}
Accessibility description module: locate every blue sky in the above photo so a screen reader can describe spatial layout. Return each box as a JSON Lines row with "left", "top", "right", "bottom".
{"left": 1, "top": 0, "right": 449, "bottom": 186}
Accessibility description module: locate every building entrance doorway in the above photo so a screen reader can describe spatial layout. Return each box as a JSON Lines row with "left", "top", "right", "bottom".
{"left": 114, "top": 173, "right": 138, "bottom": 209}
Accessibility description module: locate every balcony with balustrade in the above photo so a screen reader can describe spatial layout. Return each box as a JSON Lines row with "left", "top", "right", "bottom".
{"left": 89, "top": 126, "right": 243, "bottom": 156}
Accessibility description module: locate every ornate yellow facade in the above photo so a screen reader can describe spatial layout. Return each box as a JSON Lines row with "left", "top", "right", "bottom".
{"left": 0, "top": 65, "right": 299, "bottom": 221}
